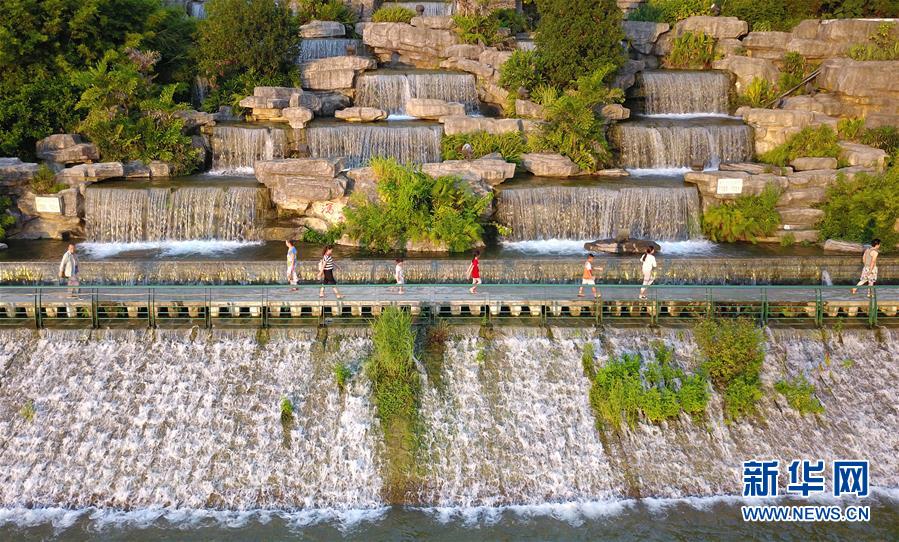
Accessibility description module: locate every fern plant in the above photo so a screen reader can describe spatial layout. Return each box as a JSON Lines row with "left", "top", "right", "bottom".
{"left": 701, "top": 184, "right": 782, "bottom": 243}
{"left": 666, "top": 31, "right": 718, "bottom": 69}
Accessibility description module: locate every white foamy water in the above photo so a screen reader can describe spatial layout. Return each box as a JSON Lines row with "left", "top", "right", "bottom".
{"left": 657, "top": 239, "right": 717, "bottom": 255}
{"left": 502, "top": 239, "right": 718, "bottom": 255}
{"left": 78, "top": 240, "right": 264, "bottom": 258}
{"left": 642, "top": 113, "right": 741, "bottom": 120}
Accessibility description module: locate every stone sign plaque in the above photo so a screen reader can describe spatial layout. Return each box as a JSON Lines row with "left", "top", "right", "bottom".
{"left": 716, "top": 178, "right": 744, "bottom": 195}
{"left": 35, "top": 195, "right": 63, "bottom": 215}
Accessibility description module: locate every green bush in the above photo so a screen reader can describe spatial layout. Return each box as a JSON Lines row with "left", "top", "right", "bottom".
{"left": 372, "top": 6, "right": 416, "bottom": 23}
{"left": 0, "top": 197, "right": 17, "bottom": 240}
{"left": 368, "top": 307, "right": 418, "bottom": 424}
{"left": 721, "top": 0, "right": 789, "bottom": 31}
{"left": 778, "top": 52, "right": 813, "bottom": 94}
{"left": 666, "top": 31, "right": 718, "bottom": 69}
{"left": 499, "top": 50, "right": 547, "bottom": 95}
{"left": 861, "top": 126, "right": 899, "bottom": 162}
{"left": 528, "top": 65, "right": 624, "bottom": 172}
{"left": 582, "top": 342, "right": 596, "bottom": 379}
{"left": 200, "top": 69, "right": 299, "bottom": 114}
{"left": 493, "top": 8, "right": 529, "bottom": 35}
{"left": 296, "top": 0, "right": 358, "bottom": 25}
{"left": 535, "top": 0, "right": 625, "bottom": 89}
{"left": 195, "top": 0, "right": 300, "bottom": 83}
{"left": 334, "top": 362, "right": 352, "bottom": 392}
{"left": 74, "top": 53, "right": 201, "bottom": 175}
{"left": 837, "top": 118, "right": 866, "bottom": 142}
{"left": 301, "top": 224, "right": 344, "bottom": 245}
{"left": 280, "top": 396, "right": 294, "bottom": 423}
{"left": 818, "top": 165, "right": 899, "bottom": 250}
{"left": 737, "top": 77, "right": 778, "bottom": 108}
{"left": 442, "top": 132, "right": 528, "bottom": 163}
{"left": 701, "top": 184, "right": 782, "bottom": 243}
{"left": 849, "top": 22, "right": 899, "bottom": 60}
{"left": 758, "top": 125, "right": 844, "bottom": 167}
{"left": 627, "top": 0, "right": 710, "bottom": 23}
{"left": 343, "top": 158, "right": 491, "bottom": 252}
{"left": 452, "top": 13, "right": 503, "bottom": 46}
{"left": 29, "top": 165, "right": 67, "bottom": 195}
{"left": 775, "top": 376, "right": 824, "bottom": 415}
{"left": 695, "top": 318, "right": 765, "bottom": 420}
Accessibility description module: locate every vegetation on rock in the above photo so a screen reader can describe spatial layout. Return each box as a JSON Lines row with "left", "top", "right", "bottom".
{"left": 29, "top": 165, "right": 67, "bottom": 195}
{"left": 701, "top": 184, "right": 782, "bottom": 243}
{"left": 372, "top": 6, "right": 416, "bottom": 23}
{"left": 627, "top": 0, "right": 709, "bottom": 24}
{"left": 819, "top": 165, "right": 899, "bottom": 250}
{"left": 498, "top": 50, "right": 547, "bottom": 97}
{"left": 343, "top": 158, "right": 491, "bottom": 253}
{"left": 666, "top": 31, "right": 718, "bottom": 69}
{"left": 775, "top": 376, "right": 824, "bottom": 415}
{"left": 737, "top": 77, "right": 778, "bottom": 108}
{"left": 848, "top": 22, "right": 899, "bottom": 61}
{"left": 758, "top": 125, "right": 843, "bottom": 167}
{"left": 295, "top": 0, "right": 358, "bottom": 25}
{"left": 442, "top": 132, "right": 528, "bottom": 163}
{"left": 695, "top": 318, "right": 765, "bottom": 421}
{"left": 0, "top": 198, "right": 17, "bottom": 240}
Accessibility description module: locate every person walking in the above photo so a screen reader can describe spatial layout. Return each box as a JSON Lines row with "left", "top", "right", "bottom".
{"left": 391, "top": 258, "right": 405, "bottom": 295}
{"left": 467, "top": 250, "right": 481, "bottom": 294}
{"left": 285, "top": 239, "right": 298, "bottom": 291}
{"left": 639, "top": 246, "right": 657, "bottom": 300}
{"left": 851, "top": 239, "right": 880, "bottom": 297}
{"left": 578, "top": 253, "right": 600, "bottom": 299}
{"left": 58, "top": 243, "right": 80, "bottom": 297}
{"left": 318, "top": 246, "right": 343, "bottom": 299}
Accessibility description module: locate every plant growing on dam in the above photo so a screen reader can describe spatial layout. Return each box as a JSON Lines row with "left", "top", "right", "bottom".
{"left": 695, "top": 318, "right": 765, "bottom": 421}
{"left": 581, "top": 342, "right": 596, "bottom": 379}
{"left": 442, "top": 132, "right": 528, "bottom": 164}
{"left": 818, "top": 165, "right": 899, "bottom": 251}
{"left": 372, "top": 6, "right": 416, "bottom": 23}
{"left": 343, "top": 158, "right": 491, "bottom": 253}
{"left": 19, "top": 399, "right": 36, "bottom": 422}
{"left": 588, "top": 343, "right": 709, "bottom": 432}
{"left": 334, "top": 362, "right": 352, "bottom": 392}
{"left": 775, "top": 376, "right": 825, "bottom": 415}
{"left": 758, "top": 125, "right": 844, "bottom": 168}
{"left": 701, "top": 184, "right": 782, "bottom": 243}
{"left": 848, "top": 22, "right": 899, "bottom": 61}
{"left": 666, "top": 31, "right": 718, "bottom": 70}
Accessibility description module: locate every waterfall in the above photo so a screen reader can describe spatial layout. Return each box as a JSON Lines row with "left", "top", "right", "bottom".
{"left": 495, "top": 185, "right": 702, "bottom": 241}
{"left": 613, "top": 121, "right": 753, "bottom": 170}
{"left": 299, "top": 39, "right": 366, "bottom": 61}
{"left": 307, "top": 123, "right": 442, "bottom": 167}
{"left": 84, "top": 185, "right": 267, "bottom": 242}
{"left": 355, "top": 72, "right": 478, "bottom": 115}
{"left": 210, "top": 125, "right": 289, "bottom": 175}
{"left": 383, "top": 1, "right": 456, "bottom": 16}
{"left": 639, "top": 71, "right": 731, "bottom": 115}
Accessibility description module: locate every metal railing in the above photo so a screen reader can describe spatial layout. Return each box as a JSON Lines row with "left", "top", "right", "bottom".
{"left": 0, "top": 283, "right": 895, "bottom": 329}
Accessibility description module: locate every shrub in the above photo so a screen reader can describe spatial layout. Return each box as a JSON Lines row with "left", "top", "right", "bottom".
{"left": 721, "top": 0, "right": 789, "bottom": 31}
{"left": 528, "top": 66, "right": 624, "bottom": 172}
{"left": 738, "top": 77, "right": 778, "bottom": 108}
{"left": 301, "top": 224, "right": 344, "bottom": 245}
{"left": 334, "top": 362, "right": 352, "bottom": 392}
{"left": 296, "top": 0, "right": 358, "bottom": 25}
{"left": 627, "top": 0, "right": 710, "bottom": 24}
{"left": 695, "top": 318, "right": 765, "bottom": 421}
{"left": 368, "top": 307, "right": 418, "bottom": 424}
{"left": 778, "top": 52, "right": 813, "bottom": 94}
{"left": 19, "top": 399, "right": 36, "bottom": 422}
{"left": 442, "top": 132, "right": 528, "bottom": 163}
{"left": 29, "top": 165, "right": 66, "bottom": 195}
{"left": 861, "top": 125, "right": 899, "bottom": 161}
{"left": 280, "top": 396, "right": 294, "bottom": 423}
{"left": 74, "top": 53, "right": 201, "bottom": 175}
{"left": 775, "top": 376, "right": 825, "bottom": 415}
{"left": 452, "top": 13, "right": 503, "bottom": 46}
{"left": 818, "top": 165, "right": 899, "bottom": 250}
{"left": 535, "top": 0, "right": 625, "bottom": 89}
{"left": 666, "top": 31, "right": 718, "bottom": 69}
{"left": 837, "top": 118, "right": 866, "bottom": 142}
{"left": 499, "top": 50, "right": 547, "bottom": 95}
{"left": 343, "top": 158, "right": 491, "bottom": 252}
{"left": 195, "top": 0, "right": 300, "bottom": 83}
{"left": 372, "top": 6, "right": 416, "bottom": 23}
{"left": 848, "top": 22, "right": 899, "bottom": 60}
{"left": 493, "top": 8, "right": 529, "bottom": 34}
{"left": 0, "top": 197, "right": 17, "bottom": 240}
{"left": 582, "top": 342, "right": 596, "bottom": 379}
{"left": 758, "top": 125, "right": 843, "bottom": 167}
{"left": 701, "top": 184, "right": 782, "bottom": 243}
{"left": 200, "top": 69, "right": 299, "bottom": 114}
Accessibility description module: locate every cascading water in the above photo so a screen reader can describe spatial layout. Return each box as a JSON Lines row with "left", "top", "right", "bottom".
{"left": 638, "top": 71, "right": 731, "bottom": 115}
{"left": 210, "top": 125, "right": 288, "bottom": 175}
{"left": 613, "top": 119, "right": 752, "bottom": 170}
{"left": 355, "top": 72, "right": 478, "bottom": 115}
{"left": 299, "top": 39, "right": 366, "bottom": 61}
{"left": 383, "top": 1, "right": 456, "bottom": 16}
{"left": 495, "top": 184, "right": 702, "bottom": 241}
{"left": 307, "top": 123, "right": 442, "bottom": 167}
{"left": 84, "top": 185, "right": 267, "bottom": 242}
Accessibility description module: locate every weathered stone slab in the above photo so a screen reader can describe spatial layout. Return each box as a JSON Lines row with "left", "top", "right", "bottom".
{"left": 675, "top": 16, "right": 748, "bottom": 39}
{"left": 839, "top": 142, "right": 888, "bottom": 169}
{"left": 440, "top": 116, "right": 522, "bottom": 135}
{"left": 410, "top": 16, "right": 453, "bottom": 30}
{"left": 56, "top": 162, "right": 124, "bottom": 185}
{"left": 405, "top": 99, "right": 465, "bottom": 119}
{"left": 521, "top": 153, "right": 581, "bottom": 177}
{"left": 421, "top": 158, "right": 516, "bottom": 186}
{"left": 439, "top": 57, "right": 494, "bottom": 78}
{"left": 790, "top": 157, "right": 838, "bottom": 171}
{"left": 282, "top": 106, "right": 315, "bottom": 129}
{"left": 823, "top": 239, "right": 865, "bottom": 253}
{"left": 712, "top": 56, "right": 779, "bottom": 92}
{"left": 256, "top": 158, "right": 345, "bottom": 179}
{"left": 36, "top": 134, "right": 99, "bottom": 165}
{"left": 444, "top": 44, "right": 485, "bottom": 59}
{"left": 623, "top": 21, "right": 669, "bottom": 55}
{"left": 300, "top": 56, "right": 376, "bottom": 90}
{"left": 334, "top": 106, "right": 388, "bottom": 122}
{"left": 300, "top": 20, "right": 346, "bottom": 38}
{"left": 515, "top": 99, "right": 545, "bottom": 119}
{"left": 601, "top": 104, "right": 630, "bottom": 121}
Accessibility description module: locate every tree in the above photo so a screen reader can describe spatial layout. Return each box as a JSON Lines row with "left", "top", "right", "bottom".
{"left": 534, "top": 0, "right": 625, "bottom": 89}
{"left": 195, "top": 0, "right": 300, "bottom": 83}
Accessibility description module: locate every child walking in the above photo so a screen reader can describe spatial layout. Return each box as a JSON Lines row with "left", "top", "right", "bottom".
{"left": 467, "top": 250, "right": 481, "bottom": 294}
{"left": 639, "top": 247, "right": 657, "bottom": 299}
{"left": 318, "top": 246, "right": 343, "bottom": 299}
{"left": 392, "top": 258, "right": 405, "bottom": 294}
{"left": 578, "top": 253, "right": 600, "bottom": 299}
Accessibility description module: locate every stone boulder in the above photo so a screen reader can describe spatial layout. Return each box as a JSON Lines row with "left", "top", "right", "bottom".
{"left": 444, "top": 44, "right": 485, "bottom": 59}
{"left": 521, "top": 153, "right": 581, "bottom": 177}
{"left": 785, "top": 38, "right": 842, "bottom": 59}
{"left": 255, "top": 158, "right": 348, "bottom": 211}
{"left": 335, "top": 106, "right": 388, "bottom": 122}
{"left": 282, "top": 106, "right": 315, "bottom": 129}
{"left": 740, "top": 108, "right": 816, "bottom": 154}
{"left": 439, "top": 57, "right": 494, "bottom": 78}
{"left": 584, "top": 238, "right": 660, "bottom": 255}
{"left": 780, "top": 94, "right": 845, "bottom": 117}
{"left": 515, "top": 99, "right": 545, "bottom": 119}
{"left": 741, "top": 31, "right": 791, "bottom": 59}
{"left": 613, "top": 59, "right": 646, "bottom": 90}
{"left": 411, "top": 16, "right": 453, "bottom": 30}
{"left": 300, "top": 20, "right": 346, "bottom": 38}
{"left": 299, "top": 56, "right": 377, "bottom": 90}
{"left": 839, "top": 142, "right": 888, "bottom": 169}
{"left": 256, "top": 157, "right": 345, "bottom": 179}
{"left": 623, "top": 21, "right": 669, "bottom": 55}
{"left": 422, "top": 158, "right": 516, "bottom": 186}
{"left": 441, "top": 116, "right": 522, "bottom": 135}
{"left": 173, "top": 110, "right": 216, "bottom": 134}
{"left": 363, "top": 22, "right": 458, "bottom": 67}
{"left": 675, "top": 16, "right": 748, "bottom": 39}
{"left": 777, "top": 208, "right": 825, "bottom": 229}
{"left": 290, "top": 90, "right": 323, "bottom": 114}
{"left": 0, "top": 158, "right": 38, "bottom": 194}
{"left": 405, "top": 99, "right": 465, "bottom": 119}
{"left": 35, "top": 134, "right": 100, "bottom": 165}
{"left": 712, "top": 56, "right": 779, "bottom": 92}
{"left": 479, "top": 48, "right": 513, "bottom": 69}
{"left": 817, "top": 59, "right": 899, "bottom": 117}
{"left": 10, "top": 216, "right": 82, "bottom": 240}
{"left": 310, "top": 91, "right": 352, "bottom": 116}
{"left": 823, "top": 239, "right": 865, "bottom": 253}
{"left": 790, "top": 157, "right": 838, "bottom": 171}
{"left": 601, "top": 104, "right": 630, "bottom": 121}
{"left": 56, "top": 162, "right": 124, "bottom": 185}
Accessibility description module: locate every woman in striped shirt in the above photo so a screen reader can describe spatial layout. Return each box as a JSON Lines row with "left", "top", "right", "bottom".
{"left": 318, "top": 245, "right": 343, "bottom": 299}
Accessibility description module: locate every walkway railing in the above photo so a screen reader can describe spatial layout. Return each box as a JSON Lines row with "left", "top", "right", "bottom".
{"left": 0, "top": 284, "right": 896, "bottom": 329}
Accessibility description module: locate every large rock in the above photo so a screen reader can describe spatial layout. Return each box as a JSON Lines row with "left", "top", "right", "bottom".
{"left": 410, "top": 16, "right": 453, "bottom": 30}
{"left": 521, "top": 153, "right": 581, "bottom": 177}
{"left": 780, "top": 94, "right": 845, "bottom": 117}
{"left": 10, "top": 216, "right": 82, "bottom": 240}
{"left": 300, "top": 20, "right": 346, "bottom": 38}
{"left": 601, "top": 104, "right": 630, "bottom": 121}
{"left": 441, "top": 116, "right": 522, "bottom": 135}
{"left": 444, "top": 44, "right": 485, "bottom": 59}
{"left": 515, "top": 99, "right": 545, "bottom": 119}
{"left": 335, "top": 106, "right": 388, "bottom": 122}
{"left": 439, "top": 57, "right": 494, "bottom": 78}
{"left": 173, "top": 110, "right": 215, "bottom": 134}
{"left": 777, "top": 208, "right": 825, "bottom": 229}
{"left": 56, "top": 162, "right": 124, "bottom": 185}
{"left": 823, "top": 239, "right": 865, "bottom": 253}
{"left": 741, "top": 108, "right": 816, "bottom": 154}
{"left": 290, "top": 90, "right": 323, "bottom": 113}
{"left": 362, "top": 22, "right": 458, "bottom": 67}
{"left": 817, "top": 59, "right": 899, "bottom": 117}
{"left": 675, "top": 16, "right": 748, "bottom": 39}
{"left": 790, "top": 157, "right": 838, "bottom": 171}
{"left": 0, "top": 158, "right": 38, "bottom": 194}
{"left": 623, "top": 21, "right": 669, "bottom": 55}
{"left": 35, "top": 134, "right": 100, "bottom": 165}
{"left": 282, "top": 106, "right": 315, "bottom": 129}
{"left": 712, "top": 56, "right": 779, "bottom": 92}
{"left": 256, "top": 158, "right": 345, "bottom": 179}
{"left": 421, "top": 158, "right": 516, "bottom": 186}
{"left": 299, "top": 56, "right": 376, "bottom": 90}
{"left": 818, "top": 19, "right": 896, "bottom": 43}
{"left": 310, "top": 90, "right": 352, "bottom": 116}
{"left": 585, "top": 238, "right": 660, "bottom": 255}
{"left": 478, "top": 48, "right": 513, "bottom": 69}
{"left": 405, "top": 98, "right": 465, "bottom": 119}
{"left": 741, "top": 31, "right": 791, "bottom": 58}
{"left": 839, "top": 142, "right": 888, "bottom": 169}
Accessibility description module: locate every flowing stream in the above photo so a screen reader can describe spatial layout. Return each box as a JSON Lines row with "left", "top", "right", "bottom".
{"left": 210, "top": 125, "right": 289, "bottom": 175}
{"left": 355, "top": 72, "right": 478, "bottom": 116}
{"left": 307, "top": 123, "right": 442, "bottom": 167}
